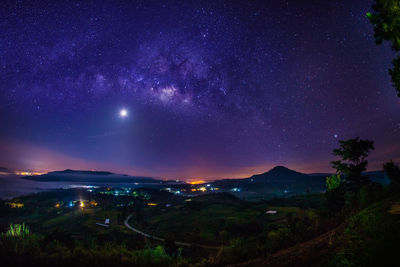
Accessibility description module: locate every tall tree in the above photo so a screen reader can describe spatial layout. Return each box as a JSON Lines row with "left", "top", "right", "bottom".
{"left": 367, "top": 0, "right": 400, "bottom": 96}
{"left": 383, "top": 160, "right": 400, "bottom": 188}
{"left": 331, "top": 137, "right": 374, "bottom": 186}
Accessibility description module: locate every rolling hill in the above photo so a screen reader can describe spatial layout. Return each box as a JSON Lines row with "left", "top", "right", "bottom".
{"left": 22, "top": 169, "right": 161, "bottom": 183}
{"left": 209, "top": 166, "right": 326, "bottom": 200}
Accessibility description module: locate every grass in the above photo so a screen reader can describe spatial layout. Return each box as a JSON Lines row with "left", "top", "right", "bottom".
{"left": 1, "top": 188, "right": 324, "bottom": 266}
{"left": 130, "top": 195, "right": 316, "bottom": 246}
{"left": 6, "top": 223, "right": 30, "bottom": 237}
{"left": 321, "top": 194, "right": 400, "bottom": 267}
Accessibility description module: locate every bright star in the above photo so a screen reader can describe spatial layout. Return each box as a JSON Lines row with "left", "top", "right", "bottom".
{"left": 119, "top": 109, "right": 128, "bottom": 117}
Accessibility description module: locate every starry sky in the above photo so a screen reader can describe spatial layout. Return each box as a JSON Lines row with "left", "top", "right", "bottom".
{"left": 1, "top": 0, "right": 400, "bottom": 180}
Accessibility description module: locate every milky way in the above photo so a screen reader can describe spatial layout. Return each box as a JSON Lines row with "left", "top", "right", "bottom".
{"left": 1, "top": 1, "right": 399, "bottom": 179}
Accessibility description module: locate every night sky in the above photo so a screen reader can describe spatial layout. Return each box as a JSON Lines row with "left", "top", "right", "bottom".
{"left": 1, "top": 0, "right": 400, "bottom": 180}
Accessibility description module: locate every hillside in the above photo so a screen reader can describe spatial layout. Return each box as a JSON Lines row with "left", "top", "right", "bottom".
{"left": 249, "top": 166, "right": 312, "bottom": 183}
{"left": 234, "top": 193, "right": 400, "bottom": 267}
{"left": 22, "top": 169, "right": 161, "bottom": 183}
{"left": 212, "top": 166, "right": 326, "bottom": 200}
{"left": 214, "top": 166, "right": 325, "bottom": 185}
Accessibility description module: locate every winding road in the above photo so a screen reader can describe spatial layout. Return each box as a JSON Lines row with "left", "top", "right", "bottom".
{"left": 124, "top": 214, "right": 220, "bottom": 249}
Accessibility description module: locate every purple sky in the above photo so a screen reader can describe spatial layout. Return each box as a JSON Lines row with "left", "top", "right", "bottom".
{"left": 1, "top": 0, "right": 400, "bottom": 180}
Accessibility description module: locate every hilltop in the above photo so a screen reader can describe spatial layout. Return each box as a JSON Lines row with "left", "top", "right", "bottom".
{"left": 22, "top": 169, "right": 161, "bottom": 183}
{"left": 210, "top": 166, "right": 326, "bottom": 200}
{"left": 249, "top": 166, "right": 312, "bottom": 183}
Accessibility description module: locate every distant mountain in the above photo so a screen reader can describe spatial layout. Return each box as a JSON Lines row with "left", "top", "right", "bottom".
{"left": 309, "top": 170, "right": 390, "bottom": 184}
{"left": 212, "top": 166, "right": 326, "bottom": 192}
{"left": 249, "top": 166, "right": 313, "bottom": 183}
{"left": 206, "top": 166, "right": 326, "bottom": 200}
{"left": 53, "top": 169, "right": 114, "bottom": 175}
{"left": 365, "top": 170, "right": 390, "bottom": 184}
{"left": 0, "top": 167, "right": 11, "bottom": 173}
{"left": 22, "top": 169, "right": 161, "bottom": 183}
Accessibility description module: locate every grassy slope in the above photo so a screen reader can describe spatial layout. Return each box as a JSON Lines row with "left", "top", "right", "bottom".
{"left": 234, "top": 193, "right": 400, "bottom": 267}
{"left": 131, "top": 194, "right": 316, "bottom": 246}
{"left": 321, "top": 193, "right": 400, "bottom": 267}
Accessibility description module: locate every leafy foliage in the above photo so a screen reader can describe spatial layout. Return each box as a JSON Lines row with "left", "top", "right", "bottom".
{"left": 323, "top": 194, "right": 400, "bottom": 267}
{"left": 367, "top": 1, "right": 400, "bottom": 50}
{"left": 331, "top": 137, "right": 374, "bottom": 186}
{"left": 367, "top": 0, "right": 400, "bottom": 96}
{"left": 389, "top": 55, "right": 400, "bottom": 96}
{"left": 326, "top": 174, "right": 342, "bottom": 191}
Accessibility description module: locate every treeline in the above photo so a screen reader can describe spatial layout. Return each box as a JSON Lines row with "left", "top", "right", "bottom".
{"left": 0, "top": 228, "right": 189, "bottom": 267}
{"left": 325, "top": 137, "right": 400, "bottom": 217}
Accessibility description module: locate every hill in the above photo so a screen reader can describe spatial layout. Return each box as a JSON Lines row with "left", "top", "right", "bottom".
{"left": 235, "top": 193, "right": 400, "bottom": 266}
{"left": 211, "top": 166, "right": 326, "bottom": 200}
{"left": 0, "top": 167, "right": 12, "bottom": 174}
{"left": 309, "top": 170, "right": 390, "bottom": 184}
{"left": 249, "top": 166, "right": 314, "bottom": 183}
{"left": 54, "top": 169, "right": 114, "bottom": 175}
{"left": 209, "top": 166, "right": 390, "bottom": 201}
{"left": 22, "top": 169, "right": 161, "bottom": 183}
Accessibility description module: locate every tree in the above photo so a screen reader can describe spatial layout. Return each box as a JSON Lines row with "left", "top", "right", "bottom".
{"left": 326, "top": 174, "right": 342, "bottom": 190}
{"left": 331, "top": 137, "right": 374, "bottom": 187}
{"left": 367, "top": 0, "right": 400, "bottom": 96}
{"left": 383, "top": 160, "right": 400, "bottom": 188}
{"left": 325, "top": 174, "right": 346, "bottom": 213}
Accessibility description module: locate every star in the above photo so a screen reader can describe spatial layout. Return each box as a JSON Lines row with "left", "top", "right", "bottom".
{"left": 0, "top": 0, "right": 398, "bottom": 178}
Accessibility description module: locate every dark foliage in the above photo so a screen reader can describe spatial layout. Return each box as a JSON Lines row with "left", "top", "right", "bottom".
{"left": 368, "top": 0, "right": 400, "bottom": 96}
{"left": 331, "top": 137, "right": 374, "bottom": 187}
{"left": 384, "top": 160, "right": 400, "bottom": 188}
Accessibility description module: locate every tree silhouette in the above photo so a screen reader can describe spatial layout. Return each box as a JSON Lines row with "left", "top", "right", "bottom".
{"left": 367, "top": 0, "right": 400, "bottom": 96}
{"left": 383, "top": 160, "right": 400, "bottom": 188}
{"left": 331, "top": 137, "right": 374, "bottom": 187}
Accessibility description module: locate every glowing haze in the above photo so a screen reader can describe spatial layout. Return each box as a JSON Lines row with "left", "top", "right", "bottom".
{"left": 1, "top": 1, "right": 400, "bottom": 180}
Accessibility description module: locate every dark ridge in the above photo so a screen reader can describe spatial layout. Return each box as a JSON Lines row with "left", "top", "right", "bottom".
{"left": 53, "top": 169, "right": 113, "bottom": 175}
{"left": 21, "top": 169, "right": 160, "bottom": 183}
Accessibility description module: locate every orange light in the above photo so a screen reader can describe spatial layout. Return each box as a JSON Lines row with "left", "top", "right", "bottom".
{"left": 80, "top": 202, "right": 85, "bottom": 208}
{"left": 55, "top": 203, "right": 60, "bottom": 208}
{"left": 8, "top": 202, "right": 24, "bottom": 208}
{"left": 189, "top": 180, "right": 205, "bottom": 185}
{"left": 199, "top": 187, "right": 206, "bottom": 192}
{"left": 147, "top": 202, "right": 158, "bottom": 206}
{"left": 15, "top": 171, "right": 46, "bottom": 176}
